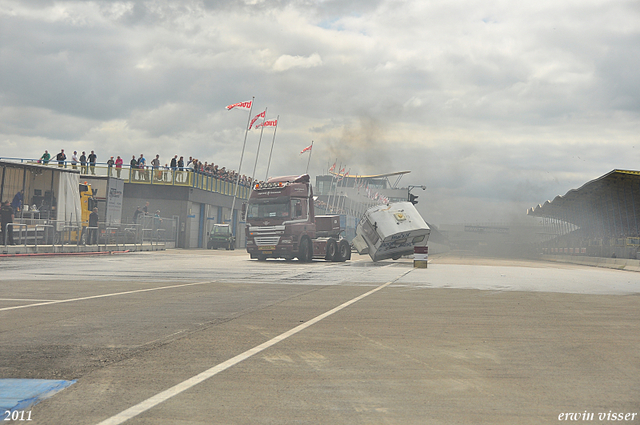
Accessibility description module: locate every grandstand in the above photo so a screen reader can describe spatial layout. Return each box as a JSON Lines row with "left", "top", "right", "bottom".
{"left": 528, "top": 169, "right": 640, "bottom": 259}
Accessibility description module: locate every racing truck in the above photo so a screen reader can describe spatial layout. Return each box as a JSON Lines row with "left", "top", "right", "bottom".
{"left": 245, "top": 174, "right": 351, "bottom": 262}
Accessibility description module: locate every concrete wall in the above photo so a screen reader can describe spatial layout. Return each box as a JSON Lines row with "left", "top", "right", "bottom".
{"left": 541, "top": 254, "right": 640, "bottom": 272}
{"left": 122, "top": 182, "right": 246, "bottom": 249}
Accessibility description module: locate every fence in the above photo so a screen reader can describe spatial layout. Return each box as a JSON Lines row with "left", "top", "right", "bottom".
{"left": 2, "top": 215, "right": 178, "bottom": 249}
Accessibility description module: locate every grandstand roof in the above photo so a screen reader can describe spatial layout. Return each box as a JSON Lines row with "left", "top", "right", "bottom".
{"left": 527, "top": 169, "right": 640, "bottom": 219}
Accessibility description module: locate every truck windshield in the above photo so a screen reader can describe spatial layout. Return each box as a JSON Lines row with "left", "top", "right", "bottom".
{"left": 213, "top": 226, "right": 230, "bottom": 235}
{"left": 247, "top": 201, "right": 290, "bottom": 219}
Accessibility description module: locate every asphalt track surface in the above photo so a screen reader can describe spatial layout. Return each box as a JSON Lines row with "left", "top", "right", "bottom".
{"left": 1, "top": 250, "right": 639, "bottom": 424}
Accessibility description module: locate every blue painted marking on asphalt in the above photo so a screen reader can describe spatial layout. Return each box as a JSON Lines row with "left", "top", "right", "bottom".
{"left": 0, "top": 379, "right": 75, "bottom": 412}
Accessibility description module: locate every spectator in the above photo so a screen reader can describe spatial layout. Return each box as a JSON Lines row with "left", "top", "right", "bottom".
{"left": 176, "top": 156, "right": 185, "bottom": 183}
{"left": 153, "top": 210, "right": 163, "bottom": 237}
{"left": 80, "top": 151, "right": 87, "bottom": 174}
{"left": 11, "top": 190, "right": 23, "bottom": 212}
{"left": 88, "top": 150, "right": 97, "bottom": 175}
{"left": 169, "top": 155, "right": 177, "bottom": 183}
{"left": 71, "top": 151, "right": 78, "bottom": 170}
{"left": 138, "top": 154, "right": 146, "bottom": 180}
{"left": 1, "top": 201, "right": 15, "bottom": 245}
{"left": 56, "top": 149, "right": 66, "bottom": 167}
{"left": 130, "top": 155, "right": 138, "bottom": 180}
{"left": 151, "top": 154, "right": 161, "bottom": 181}
{"left": 115, "top": 156, "right": 123, "bottom": 178}
{"left": 107, "top": 156, "right": 115, "bottom": 177}
{"left": 133, "top": 206, "right": 142, "bottom": 223}
{"left": 88, "top": 207, "right": 99, "bottom": 244}
{"left": 40, "top": 150, "right": 50, "bottom": 165}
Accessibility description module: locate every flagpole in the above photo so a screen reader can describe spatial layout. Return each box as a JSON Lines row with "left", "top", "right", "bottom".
{"left": 327, "top": 162, "right": 339, "bottom": 213}
{"left": 330, "top": 163, "right": 342, "bottom": 213}
{"left": 337, "top": 169, "right": 349, "bottom": 214}
{"left": 305, "top": 140, "right": 314, "bottom": 174}
{"left": 230, "top": 96, "right": 254, "bottom": 228}
{"left": 264, "top": 115, "right": 279, "bottom": 181}
{"left": 251, "top": 107, "right": 267, "bottom": 186}
{"left": 339, "top": 170, "right": 350, "bottom": 214}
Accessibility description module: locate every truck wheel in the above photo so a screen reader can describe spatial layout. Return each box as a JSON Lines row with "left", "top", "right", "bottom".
{"left": 337, "top": 239, "right": 351, "bottom": 262}
{"left": 298, "top": 237, "right": 312, "bottom": 262}
{"left": 326, "top": 238, "right": 338, "bottom": 261}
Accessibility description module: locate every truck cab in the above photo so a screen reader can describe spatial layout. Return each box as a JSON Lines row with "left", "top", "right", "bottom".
{"left": 245, "top": 174, "right": 350, "bottom": 262}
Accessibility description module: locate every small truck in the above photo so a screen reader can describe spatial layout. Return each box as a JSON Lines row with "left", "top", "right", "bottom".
{"left": 207, "top": 223, "right": 235, "bottom": 250}
{"left": 245, "top": 174, "right": 351, "bottom": 261}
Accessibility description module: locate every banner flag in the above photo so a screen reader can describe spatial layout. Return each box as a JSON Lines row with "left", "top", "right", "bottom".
{"left": 256, "top": 118, "right": 278, "bottom": 129}
{"left": 249, "top": 110, "right": 266, "bottom": 129}
{"left": 329, "top": 162, "right": 336, "bottom": 173}
{"left": 226, "top": 100, "right": 253, "bottom": 111}
{"left": 300, "top": 144, "right": 313, "bottom": 154}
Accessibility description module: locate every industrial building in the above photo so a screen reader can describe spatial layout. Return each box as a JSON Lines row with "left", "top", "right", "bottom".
{"left": 0, "top": 160, "right": 249, "bottom": 250}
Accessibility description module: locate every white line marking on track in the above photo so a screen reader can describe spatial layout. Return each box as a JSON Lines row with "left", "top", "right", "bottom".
{"left": 96, "top": 267, "right": 414, "bottom": 425}
{"left": 0, "top": 281, "right": 216, "bottom": 312}
{"left": 0, "top": 298, "right": 58, "bottom": 302}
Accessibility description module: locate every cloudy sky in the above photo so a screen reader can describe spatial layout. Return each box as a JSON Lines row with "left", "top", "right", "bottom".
{"left": 1, "top": 0, "right": 639, "bottom": 224}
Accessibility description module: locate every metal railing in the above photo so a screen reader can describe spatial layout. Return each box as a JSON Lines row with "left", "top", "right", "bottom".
{"left": 2, "top": 216, "right": 178, "bottom": 248}
{"left": 4, "top": 223, "right": 27, "bottom": 246}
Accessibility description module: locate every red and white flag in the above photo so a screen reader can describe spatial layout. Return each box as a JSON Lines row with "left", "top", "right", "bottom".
{"left": 329, "top": 162, "right": 336, "bottom": 173}
{"left": 300, "top": 144, "right": 313, "bottom": 154}
{"left": 248, "top": 110, "right": 266, "bottom": 129}
{"left": 226, "top": 100, "right": 253, "bottom": 111}
{"left": 256, "top": 118, "right": 278, "bottom": 129}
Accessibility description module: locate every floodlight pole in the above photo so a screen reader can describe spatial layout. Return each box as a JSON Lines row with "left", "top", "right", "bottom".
{"left": 407, "top": 185, "right": 426, "bottom": 202}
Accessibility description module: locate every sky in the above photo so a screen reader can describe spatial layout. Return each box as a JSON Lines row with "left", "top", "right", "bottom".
{"left": 1, "top": 0, "right": 639, "bottom": 225}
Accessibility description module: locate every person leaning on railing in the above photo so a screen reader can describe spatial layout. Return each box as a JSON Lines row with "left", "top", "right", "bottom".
{"left": 55, "top": 149, "right": 66, "bottom": 167}
{"left": 80, "top": 151, "right": 87, "bottom": 174}
{"left": 40, "top": 150, "right": 50, "bottom": 165}
{"left": 130, "top": 155, "right": 138, "bottom": 180}
{"left": 115, "top": 155, "right": 123, "bottom": 178}
{"left": 88, "top": 150, "right": 97, "bottom": 175}
{"left": 107, "top": 156, "right": 115, "bottom": 177}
